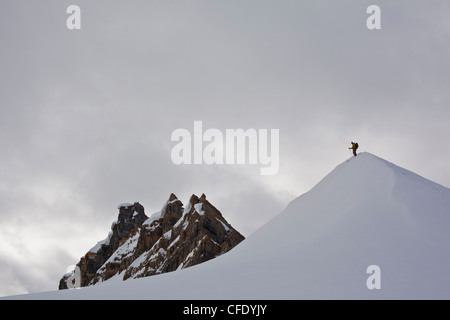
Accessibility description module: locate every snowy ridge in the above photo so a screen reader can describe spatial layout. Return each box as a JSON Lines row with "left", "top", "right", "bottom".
{"left": 5, "top": 152, "right": 450, "bottom": 299}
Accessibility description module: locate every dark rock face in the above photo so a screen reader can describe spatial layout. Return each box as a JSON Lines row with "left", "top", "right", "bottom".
{"left": 59, "top": 194, "right": 244, "bottom": 289}
{"left": 59, "top": 202, "right": 148, "bottom": 289}
{"left": 123, "top": 193, "right": 245, "bottom": 280}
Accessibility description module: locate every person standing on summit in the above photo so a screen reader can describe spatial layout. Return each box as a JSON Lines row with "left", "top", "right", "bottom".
{"left": 349, "top": 142, "right": 359, "bottom": 156}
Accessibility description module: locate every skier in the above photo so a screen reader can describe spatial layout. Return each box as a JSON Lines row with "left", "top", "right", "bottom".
{"left": 349, "top": 142, "right": 359, "bottom": 156}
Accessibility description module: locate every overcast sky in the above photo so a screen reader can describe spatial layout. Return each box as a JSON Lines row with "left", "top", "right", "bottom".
{"left": 1, "top": 0, "right": 449, "bottom": 296}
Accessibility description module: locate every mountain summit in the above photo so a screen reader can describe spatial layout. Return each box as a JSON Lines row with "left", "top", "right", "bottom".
{"left": 58, "top": 193, "right": 244, "bottom": 289}
{"left": 9, "top": 152, "right": 450, "bottom": 299}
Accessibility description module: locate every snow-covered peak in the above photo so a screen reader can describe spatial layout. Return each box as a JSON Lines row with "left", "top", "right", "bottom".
{"left": 10, "top": 153, "right": 450, "bottom": 299}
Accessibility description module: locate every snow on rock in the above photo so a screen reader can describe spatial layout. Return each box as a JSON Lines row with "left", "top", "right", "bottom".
{"left": 216, "top": 218, "right": 230, "bottom": 232}
{"left": 64, "top": 202, "right": 148, "bottom": 287}
{"left": 123, "top": 193, "right": 244, "bottom": 280}
{"left": 87, "top": 233, "right": 112, "bottom": 254}
{"left": 194, "top": 203, "right": 205, "bottom": 215}
{"left": 55, "top": 193, "right": 244, "bottom": 290}
{"left": 117, "top": 203, "right": 133, "bottom": 210}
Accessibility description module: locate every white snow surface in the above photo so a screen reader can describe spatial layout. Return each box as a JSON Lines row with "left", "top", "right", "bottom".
{"left": 5, "top": 153, "right": 450, "bottom": 299}
{"left": 88, "top": 232, "right": 112, "bottom": 254}
{"left": 194, "top": 202, "right": 205, "bottom": 215}
{"left": 143, "top": 211, "right": 163, "bottom": 226}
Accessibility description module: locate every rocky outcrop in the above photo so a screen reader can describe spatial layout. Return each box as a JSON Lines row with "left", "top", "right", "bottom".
{"left": 124, "top": 193, "right": 245, "bottom": 280}
{"left": 59, "top": 202, "right": 148, "bottom": 289}
{"left": 59, "top": 193, "right": 244, "bottom": 289}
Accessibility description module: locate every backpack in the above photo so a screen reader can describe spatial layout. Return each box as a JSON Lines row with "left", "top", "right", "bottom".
{"left": 354, "top": 142, "right": 359, "bottom": 149}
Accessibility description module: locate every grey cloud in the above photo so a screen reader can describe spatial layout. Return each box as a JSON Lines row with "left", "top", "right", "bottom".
{"left": 0, "top": 0, "right": 449, "bottom": 296}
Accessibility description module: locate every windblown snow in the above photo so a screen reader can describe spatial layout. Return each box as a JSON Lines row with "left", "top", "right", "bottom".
{"left": 5, "top": 153, "right": 450, "bottom": 299}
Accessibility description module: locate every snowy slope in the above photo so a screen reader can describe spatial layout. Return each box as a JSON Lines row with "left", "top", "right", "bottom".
{"left": 5, "top": 153, "right": 450, "bottom": 299}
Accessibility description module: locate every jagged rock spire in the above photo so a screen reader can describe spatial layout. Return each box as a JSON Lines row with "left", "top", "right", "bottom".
{"left": 59, "top": 193, "right": 244, "bottom": 289}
